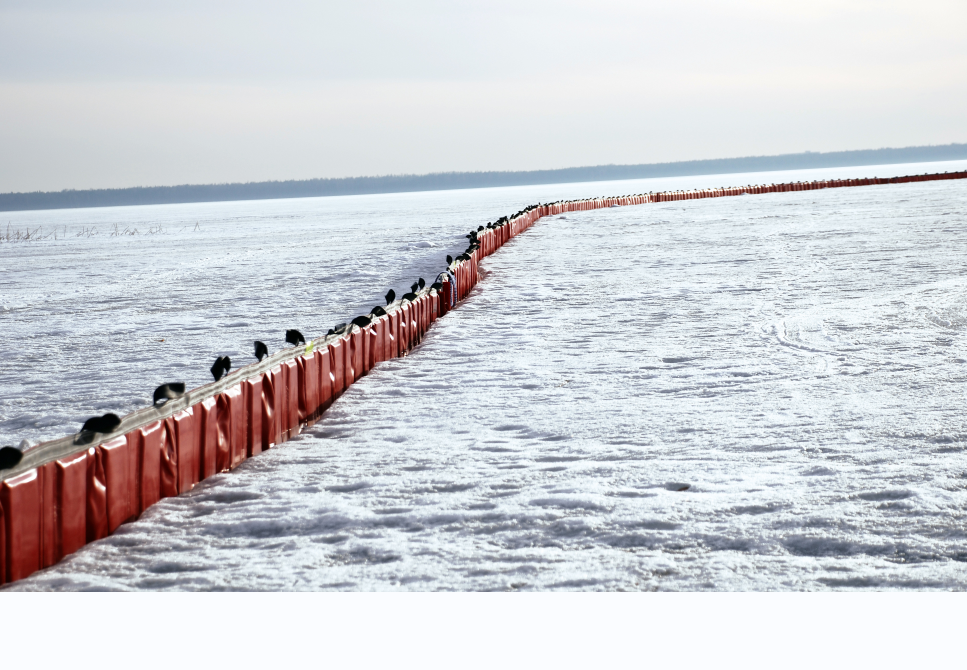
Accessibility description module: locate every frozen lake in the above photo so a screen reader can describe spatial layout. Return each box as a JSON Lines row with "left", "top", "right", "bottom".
{"left": 4, "top": 160, "right": 967, "bottom": 590}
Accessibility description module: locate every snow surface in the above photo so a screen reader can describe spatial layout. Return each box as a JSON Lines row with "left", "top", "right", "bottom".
{"left": 4, "top": 160, "right": 967, "bottom": 590}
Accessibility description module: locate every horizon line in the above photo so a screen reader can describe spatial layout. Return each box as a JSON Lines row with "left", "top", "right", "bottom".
{"left": 2, "top": 142, "right": 966, "bottom": 213}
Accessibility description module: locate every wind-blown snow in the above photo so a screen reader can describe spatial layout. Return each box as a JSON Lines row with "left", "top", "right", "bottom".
{"left": 4, "top": 160, "right": 967, "bottom": 590}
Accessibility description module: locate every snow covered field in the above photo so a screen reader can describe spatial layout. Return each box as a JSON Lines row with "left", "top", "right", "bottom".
{"left": 4, "top": 160, "right": 967, "bottom": 590}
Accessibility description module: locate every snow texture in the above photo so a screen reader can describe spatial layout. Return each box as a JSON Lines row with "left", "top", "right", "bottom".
{"left": 4, "top": 160, "right": 967, "bottom": 590}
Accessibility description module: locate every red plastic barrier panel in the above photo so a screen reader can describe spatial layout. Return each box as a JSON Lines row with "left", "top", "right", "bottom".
{"left": 1, "top": 469, "right": 42, "bottom": 582}
{"left": 300, "top": 351, "right": 319, "bottom": 424}
{"left": 366, "top": 326, "right": 378, "bottom": 372}
{"left": 388, "top": 311, "right": 400, "bottom": 357}
{"left": 329, "top": 339, "right": 346, "bottom": 397}
{"left": 399, "top": 304, "right": 410, "bottom": 353}
{"left": 283, "top": 358, "right": 300, "bottom": 439}
{"left": 373, "top": 317, "right": 386, "bottom": 365}
{"left": 351, "top": 330, "right": 364, "bottom": 381}
{"left": 172, "top": 407, "right": 198, "bottom": 494}
{"left": 136, "top": 420, "right": 163, "bottom": 512}
{"left": 87, "top": 445, "right": 108, "bottom": 542}
{"left": 199, "top": 395, "right": 219, "bottom": 479}
{"left": 243, "top": 378, "right": 263, "bottom": 457}
{"left": 39, "top": 462, "right": 55, "bottom": 568}
{"left": 224, "top": 384, "right": 246, "bottom": 468}
{"left": 55, "top": 451, "right": 88, "bottom": 563}
{"left": 262, "top": 366, "right": 282, "bottom": 449}
{"left": 410, "top": 303, "right": 420, "bottom": 346}
{"left": 101, "top": 435, "right": 137, "bottom": 533}
{"left": 317, "top": 347, "right": 333, "bottom": 411}
{"left": 360, "top": 327, "right": 371, "bottom": 374}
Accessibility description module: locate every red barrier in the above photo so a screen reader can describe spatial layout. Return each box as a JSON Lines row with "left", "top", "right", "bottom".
{"left": 55, "top": 451, "right": 88, "bottom": 563}
{"left": 300, "top": 351, "right": 319, "bottom": 425}
{"left": 351, "top": 330, "right": 364, "bottom": 381}
{"left": 329, "top": 339, "right": 346, "bottom": 397}
{"left": 102, "top": 435, "right": 136, "bottom": 533}
{"left": 317, "top": 347, "right": 333, "bottom": 412}
{"left": 388, "top": 311, "right": 400, "bottom": 358}
{"left": 399, "top": 304, "right": 410, "bottom": 353}
{"left": 283, "top": 359, "right": 300, "bottom": 439}
{"left": 262, "top": 366, "right": 281, "bottom": 449}
{"left": 2, "top": 469, "right": 42, "bottom": 582}
{"left": 199, "top": 395, "right": 219, "bottom": 479}
{"left": 243, "top": 377, "right": 263, "bottom": 457}
{"left": 87, "top": 445, "right": 108, "bottom": 542}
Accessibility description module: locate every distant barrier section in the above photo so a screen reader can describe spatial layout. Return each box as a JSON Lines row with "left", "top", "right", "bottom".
{"left": 1, "top": 169, "right": 964, "bottom": 585}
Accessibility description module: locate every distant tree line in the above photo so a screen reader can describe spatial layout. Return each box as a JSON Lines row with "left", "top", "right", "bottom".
{"left": 2, "top": 143, "right": 966, "bottom": 213}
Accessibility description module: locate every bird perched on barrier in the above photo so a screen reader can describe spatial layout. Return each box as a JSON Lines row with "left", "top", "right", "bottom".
{"left": 401, "top": 291, "right": 418, "bottom": 301}
{"left": 430, "top": 282, "right": 443, "bottom": 291}
{"left": 351, "top": 315, "right": 372, "bottom": 328}
{"left": 477, "top": 225, "right": 484, "bottom": 231}
{"left": 76, "top": 413, "right": 122, "bottom": 445}
{"left": 210, "top": 355, "right": 232, "bottom": 381}
{"left": 410, "top": 282, "right": 419, "bottom": 293}
{"left": 446, "top": 255, "right": 453, "bottom": 265}
{"left": 371, "top": 306, "right": 387, "bottom": 317}
{"left": 80, "top": 413, "right": 122, "bottom": 435}
{"left": 286, "top": 329, "right": 305, "bottom": 346}
{"left": 0, "top": 446, "right": 23, "bottom": 470}
{"left": 418, "top": 278, "right": 426, "bottom": 290}
{"left": 333, "top": 323, "right": 349, "bottom": 335}
{"left": 385, "top": 289, "right": 396, "bottom": 305}
{"left": 153, "top": 382, "right": 186, "bottom": 405}
{"left": 254, "top": 340, "right": 269, "bottom": 361}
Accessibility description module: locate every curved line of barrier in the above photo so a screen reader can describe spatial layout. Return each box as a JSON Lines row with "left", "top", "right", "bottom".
{"left": 1, "top": 169, "right": 964, "bottom": 585}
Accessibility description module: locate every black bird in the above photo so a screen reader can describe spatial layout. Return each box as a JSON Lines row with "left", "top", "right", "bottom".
{"left": 477, "top": 225, "right": 484, "bottom": 231}
{"left": 254, "top": 340, "right": 269, "bottom": 361}
{"left": 410, "top": 282, "right": 419, "bottom": 293}
{"left": 286, "top": 329, "right": 305, "bottom": 346}
{"left": 210, "top": 355, "right": 232, "bottom": 381}
{"left": 333, "top": 323, "right": 349, "bottom": 335}
{"left": 418, "top": 278, "right": 425, "bottom": 290}
{"left": 401, "top": 292, "right": 418, "bottom": 302}
{"left": 0, "top": 446, "right": 23, "bottom": 470}
{"left": 371, "top": 306, "right": 387, "bottom": 317}
{"left": 351, "top": 315, "right": 372, "bottom": 328}
{"left": 385, "top": 289, "right": 396, "bottom": 305}
{"left": 326, "top": 328, "right": 334, "bottom": 336}
{"left": 153, "top": 382, "right": 186, "bottom": 405}
{"left": 430, "top": 282, "right": 443, "bottom": 291}
{"left": 446, "top": 255, "right": 453, "bottom": 264}
{"left": 81, "top": 413, "right": 122, "bottom": 435}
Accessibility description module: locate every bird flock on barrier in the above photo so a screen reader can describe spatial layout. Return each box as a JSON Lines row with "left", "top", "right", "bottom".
{"left": 0, "top": 205, "right": 544, "bottom": 470}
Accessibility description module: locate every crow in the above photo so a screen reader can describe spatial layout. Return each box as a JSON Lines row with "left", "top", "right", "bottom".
{"left": 401, "top": 292, "right": 418, "bottom": 302}
{"left": 446, "top": 255, "right": 453, "bottom": 264}
{"left": 430, "top": 282, "right": 443, "bottom": 291}
{"left": 371, "top": 306, "right": 387, "bottom": 317}
{"left": 385, "top": 289, "right": 396, "bottom": 305}
{"left": 477, "top": 225, "right": 484, "bottom": 231}
{"left": 0, "top": 446, "right": 23, "bottom": 470}
{"left": 418, "top": 278, "right": 426, "bottom": 290}
{"left": 254, "top": 340, "right": 269, "bottom": 361}
{"left": 351, "top": 315, "right": 372, "bottom": 328}
{"left": 333, "top": 323, "right": 349, "bottom": 335}
{"left": 285, "top": 329, "right": 305, "bottom": 346}
{"left": 81, "top": 413, "right": 122, "bottom": 435}
{"left": 153, "top": 382, "right": 186, "bottom": 405}
{"left": 326, "top": 328, "right": 334, "bottom": 336}
{"left": 210, "top": 355, "right": 232, "bottom": 381}
{"left": 410, "top": 282, "right": 419, "bottom": 293}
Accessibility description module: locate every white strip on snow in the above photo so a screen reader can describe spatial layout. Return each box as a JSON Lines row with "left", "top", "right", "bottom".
{"left": 4, "top": 161, "right": 967, "bottom": 590}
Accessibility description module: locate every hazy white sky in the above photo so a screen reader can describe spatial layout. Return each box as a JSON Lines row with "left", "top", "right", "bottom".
{"left": 1, "top": 0, "right": 965, "bottom": 192}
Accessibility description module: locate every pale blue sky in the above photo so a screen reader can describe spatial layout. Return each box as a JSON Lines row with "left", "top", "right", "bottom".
{"left": 1, "top": 0, "right": 965, "bottom": 192}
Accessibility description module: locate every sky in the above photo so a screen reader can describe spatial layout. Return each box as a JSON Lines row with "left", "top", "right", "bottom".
{"left": 1, "top": 0, "right": 965, "bottom": 193}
